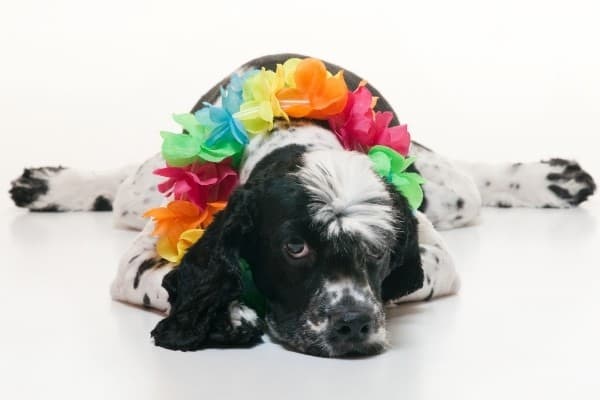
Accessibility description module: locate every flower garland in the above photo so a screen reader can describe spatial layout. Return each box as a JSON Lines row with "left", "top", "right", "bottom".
{"left": 144, "top": 57, "right": 425, "bottom": 265}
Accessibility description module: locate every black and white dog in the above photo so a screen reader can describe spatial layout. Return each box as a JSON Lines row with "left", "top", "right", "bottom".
{"left": 10, "top": 54, "right": 596, "bottom": 357}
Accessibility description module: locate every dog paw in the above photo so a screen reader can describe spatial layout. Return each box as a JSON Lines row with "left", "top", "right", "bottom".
{"left": 229, "top": 301, "right": 260, "bottom": 328}
{"left": 9, "top": 166, "right": 65, "bottom": 210}
{"left": 543, "top": 158, "right": 596, "bottom": 207}
{"left": 205, "top": 301, "right": 264, "bottom": 347}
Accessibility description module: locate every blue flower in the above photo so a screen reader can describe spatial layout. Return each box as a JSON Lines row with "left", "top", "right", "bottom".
{"left": 221, "top": 69, "right": 258, "bottom": 114}
{"left": 195, "top": 104, "right": 249, "bottom": 146}
{"left": 193, "top": 70, "right": 258, "bottom": 148}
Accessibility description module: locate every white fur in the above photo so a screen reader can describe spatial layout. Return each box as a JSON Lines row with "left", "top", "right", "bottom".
{"left": 112, "top": 153, "right": 164, "bottom": 230}
{"left": 323, "top": 279, "right": 375, "bottom": 307}
{"left": 297, "top": 150, "right": 395, "bottom": 246}
{"left": 239, "top": 124, "right": 342, "bottom": 183}
{"left": 110, "top": 223, "right": 173, "bottom": 312}
{"left": 457, "top": 159, "right": 592, "bottom": 208}
{"left": 367, "top": 326, "right": 389, "bottom": 345}
{"left": 307, "top": 319, "right": 329, "bottom": 334}
{"left": 13, "top": 166, "right": 132, "bottom": 212}
{"left": 229, "top": 301, "right": 259, "bottom": 327}
{"left": 411, "top": 143, "right": 482, "bottom": 230}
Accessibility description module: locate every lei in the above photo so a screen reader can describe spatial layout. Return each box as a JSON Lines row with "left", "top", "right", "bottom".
{"left": 144, "top": 57, "right": 425, "bottom": 265}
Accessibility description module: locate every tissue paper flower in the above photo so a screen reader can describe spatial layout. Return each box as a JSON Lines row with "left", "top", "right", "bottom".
{"left": 201, "top": 201, "right": 227, "bottom": 227}
{"left": 144, "top": 199, "right": 229, "bottom": 262}
{"left": 195, "top": 104, "right": 249, "bottom": 146}
{"left": 143, "top": 200, "right": 206, "bottom": 247}
{"left": 276, "top": 58, "right": 348, "bottom": 119}
{"left": 222, "top": 69, "right": 259, "bottom": 114}
{"left": 329, "top": 86, "right": 410, "bottom": 156}
{"left": 156, "top": 228, "right": 204, "bottom": 263}
{"left": 234, "top": 68, "right": 288, "bottom": 134}
{"left": 154, "top": 160, "right": 238, "bottom": 209}
{"left": 368, "top": 145, "right": 425, "bottom": 210}
{"left": 160, "top": 113, "right": 244, "bottom": 167}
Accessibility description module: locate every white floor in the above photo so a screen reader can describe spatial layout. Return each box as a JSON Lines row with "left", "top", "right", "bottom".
{"left": 1, "top": 193, "right": 599, "bottom": 399}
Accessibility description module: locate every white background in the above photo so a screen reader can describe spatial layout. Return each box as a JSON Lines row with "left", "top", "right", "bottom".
{"left": 1, "top": 1, "right": 599, "bottom": 399}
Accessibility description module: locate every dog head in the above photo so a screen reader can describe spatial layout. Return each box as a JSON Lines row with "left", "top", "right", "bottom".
{"left": 151, "top": 144, "right": 423, "bottom": 357}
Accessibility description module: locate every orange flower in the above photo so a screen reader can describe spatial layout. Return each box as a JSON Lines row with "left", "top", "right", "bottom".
{"left": 143, "top": 200, "right": 206, "bottom": 247}
{"left": 143, "top": 200, "right": 229, "bottom": 263}
{"left": 276, "top": 58, "right": 349, "bottom": 119}
{"left": 201, "top": 201, "right": 227, "bottom": 228}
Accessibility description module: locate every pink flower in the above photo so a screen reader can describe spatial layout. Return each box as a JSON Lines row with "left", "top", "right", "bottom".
{"left": 328, "top": 86, "right": 411, "bottom": 156}
{"left": 154, "top": 159, "right": 238, "bottom": 210}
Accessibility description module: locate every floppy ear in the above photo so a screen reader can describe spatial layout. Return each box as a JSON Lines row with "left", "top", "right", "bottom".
{"left": 151, "top": 188, "right": 263, "bottom": 351}
{"left": 381, "top": 184, "right": 425, "bottom": 301}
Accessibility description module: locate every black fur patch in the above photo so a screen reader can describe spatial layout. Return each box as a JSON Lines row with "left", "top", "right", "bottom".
{"left": 542, "top": 158, "right": 572, "bottom": 167}
{"left": 92, "top": 195, "right": 113, "bottom": 211}
{"left": 151, "top": 188, "right": 262, "bottom": 351}
{"left": 424, "top": 288, "right": 434, "bottom": 301}
{"left": 496, "top": 201, "right": 513, "bottom": 208}
{"left": 541, "top": 158, "right": 596, "bottom": 205}
{"left": 546, "top": 173, "right": 562, "bottom": 181}
{"left": 547, "top": 185, "right": 571, "bottom": 200}
{"left": 143, "top": 293, "right": 151, "bottom": 308}
{"left": 133, "top": 259, "right": 156, "bottom": 289}
{"left": 9, "top": 168, "right": 51, "bottom": 207}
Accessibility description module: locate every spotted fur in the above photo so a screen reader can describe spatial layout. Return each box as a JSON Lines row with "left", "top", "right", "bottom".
{"left": 9, "top": 53, "right": 596, "bottom": 358}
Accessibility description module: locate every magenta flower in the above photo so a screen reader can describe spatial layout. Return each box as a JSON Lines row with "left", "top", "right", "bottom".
{"left": 328, "top": 86, "right": 411, "bottom": 156}
{"left": 154, "top": 159, "right": 239, "bottom": 210}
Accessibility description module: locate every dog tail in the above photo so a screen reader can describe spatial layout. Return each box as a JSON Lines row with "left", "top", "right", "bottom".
{"left": 9, "top": 165, "right": 133, "bottom": 212}
{"left": 455, "top": 158, "right": 596, "bottom": 208}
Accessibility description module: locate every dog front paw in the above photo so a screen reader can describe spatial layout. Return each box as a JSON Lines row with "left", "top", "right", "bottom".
{"left": 206, "top": 301, "right": 264, "bottom": 347}
{"left": 543, "top": 158, "right": 596, "bottom": 207}
{"left": 9, "top": 167, "right": 65, "bottom": 210}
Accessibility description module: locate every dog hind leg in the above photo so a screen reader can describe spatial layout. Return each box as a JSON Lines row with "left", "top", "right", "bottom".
{"left": 412, "top": 143, "right": 483, "bottom": 230}
{"left": 456, "top": 158, "right": 596, "bottom": 209}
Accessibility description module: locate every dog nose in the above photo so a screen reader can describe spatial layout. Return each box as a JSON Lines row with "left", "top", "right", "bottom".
{"left": 330, "top": 311, "right": 373, "bottom": 343}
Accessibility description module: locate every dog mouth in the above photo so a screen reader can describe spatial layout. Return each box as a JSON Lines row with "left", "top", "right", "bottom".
{"left": 305, "top": 340, "right": 387, "bottom": 358}
{"left": 266, "top": 313, "right": 388, "bottom": 358}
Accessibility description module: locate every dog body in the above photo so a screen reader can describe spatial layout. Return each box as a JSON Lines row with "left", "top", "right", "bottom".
{"left": 10, "top": 54, "right": 596, "bottom": 357}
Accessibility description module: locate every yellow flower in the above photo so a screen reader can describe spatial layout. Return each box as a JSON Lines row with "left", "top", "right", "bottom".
{"left": 234, "top": 67, "right": 288, "bottom": 134}
{"left": 282, "top": 58, "right": 301, "bottom": 87}
{"left": 156, "top": 228, "right": 204, "bottom": 264}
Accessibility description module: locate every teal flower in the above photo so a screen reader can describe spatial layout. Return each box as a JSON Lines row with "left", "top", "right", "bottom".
{"left": 195, "top": 104, "right": 249, "bottom": 147}
{"left": 160, "top": 113, "right": 243, "bottom": 167}
{"left": 221, "top": 69, "right": 258, "bottom": 114}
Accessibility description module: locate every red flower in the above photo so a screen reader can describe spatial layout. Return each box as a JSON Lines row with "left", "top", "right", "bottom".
{"left": 154, "top": 159, "right": 238, "bottom": 210}
{"left": 328, "top": 86, "right": 411, "bottom": 156}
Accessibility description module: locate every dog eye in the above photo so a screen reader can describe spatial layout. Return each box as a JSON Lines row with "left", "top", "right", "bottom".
{"left": 285, "top": 240, "right": 309, "bottom": 258}
{"left": 367, "top": 247, "right": 385, "bottom": 260}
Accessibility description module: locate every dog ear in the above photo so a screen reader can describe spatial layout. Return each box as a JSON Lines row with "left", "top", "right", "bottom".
{"left": 151, "top": 188, "right": 263, "bottom": 351}
{"left": 381, "top": 184, "right": 425, "bottom": 301}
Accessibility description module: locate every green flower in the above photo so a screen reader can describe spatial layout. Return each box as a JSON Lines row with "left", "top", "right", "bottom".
{"left": 160, "top": 113, "right": 244, "bottom": 167}
{"left": 368, "top": 145, "right": 426, "bottom": 210}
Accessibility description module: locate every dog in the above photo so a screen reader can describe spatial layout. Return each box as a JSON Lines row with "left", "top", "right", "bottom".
{"left": 9, "top": 53, "right": 596, "bottom": 357}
